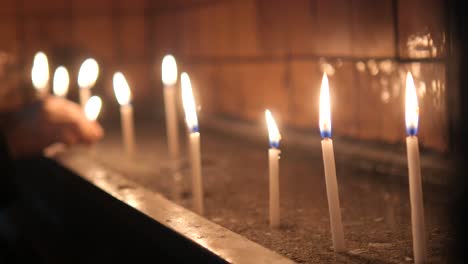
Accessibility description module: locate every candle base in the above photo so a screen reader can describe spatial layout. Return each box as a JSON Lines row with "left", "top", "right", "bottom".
{"left": 80, "top": 88, "right": 91, "bottom": 110}
{"left": 321, "top": 138, "right": 345, "bottom": 252}
{"left": 120, "top": 105, "right": 136, "bottom": 157}
{"left": 189, "top": 132, "right": 204, "bottom": 215}
{"left": 164, "top": 87, "right": 180, "bottom": 160}
{"left": 269, "top": 148, "right": 280, "bottom": 228}
{"left": 406, "top": 136, "right": 427, "bottom": 263}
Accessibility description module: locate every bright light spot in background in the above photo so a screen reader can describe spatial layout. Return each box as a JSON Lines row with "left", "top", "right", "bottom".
{"left": 53, "top": 66, "right": 69, "bottom": 97}
{"left": 162, "top": 55, "right": 178, "bottom": 86}
{"left": 78, "top": 58, "right": 99, "bottom": 89}
{"left": 85, "top": 95, "right": 102, "bottom": 121}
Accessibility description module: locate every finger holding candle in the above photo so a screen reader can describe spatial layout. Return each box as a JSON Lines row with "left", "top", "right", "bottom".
{"left": 181, "top": 72, "right": 204, "bottom": 215}
{"left": 162, "top": 55, "right": 180, "bottom": 159}
{"left": 31, "top": 51, "right": 50, "bottom": 95}
{"left": 405, "top": 72, "right": 427, "bottom": 263}
{"left": 319, "top": 73, "right": 345, "bottom": 252}
{"left": 265, "top": 109, "right": 281, "bottom": 228}
{"left": 113, "top": 72, "right": 136, "bottom": 157}
{"left": 53, "top": 66, "right": 70, "bottom": 98}
{"left": 78, "top": 58, "right": 99, "bottom": 109}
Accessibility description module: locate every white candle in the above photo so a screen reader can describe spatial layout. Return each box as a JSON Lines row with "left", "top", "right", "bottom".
{"left": 78, "top": 58, "right": 99, "bottom": 109}
{"left": 405, "top": 72, "right": 427, "bottom": 263}
{"left": 181, "top": 72, "right": 204, "bottom": 215}
{"left": 53, "top": 66, "right": 69, "bottom": 98}
{"left": 265, "top": 109, "right": 281, "bottom": 228}
{"left": 162, "top": 55, "right": 180, "bottom": 159}
{"left": 319, "top": 73, "right": 345, "bottom": 252}
{"left": 31, "top": 51, "right": 50, "bottom": 96}
{"left": 113, "top": 72, "right": 136, "bottom": 156}
{"left": 44, "top": 66, "right": 70, "bottom": 156}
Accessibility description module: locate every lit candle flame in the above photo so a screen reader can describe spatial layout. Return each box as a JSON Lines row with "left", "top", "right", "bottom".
{"left": 84, "top": 96, "right": 102, "bottom": 121}
{"left": 78, "top": 58, "right": 99, "bottom": 89}
{"left": 405, "top": 72, "right": 419, "bottom": 136}
{"left": 113, "top": 72, "right": 132, "bottom": 105}
{"left": 162, "top": 55, "right": 178, "bottom": 86}
{"left": 319, "top": 73, "right": 332, "bottom": 138}
{"left": 265, "top": 109, "right": 281, "bottom": 148}
{"left": 31, "top": 51, "right": 49, "bottom": 91}
{"left": 181, "top": 72, "right": 198, "bottom": 132}
{"left": 53, "top": 66, "right": 69, "bottom": 97}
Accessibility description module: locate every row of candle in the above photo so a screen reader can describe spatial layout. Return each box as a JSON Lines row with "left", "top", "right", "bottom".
{"left": 31, "top": 51, "right": 426, "bottom": 263}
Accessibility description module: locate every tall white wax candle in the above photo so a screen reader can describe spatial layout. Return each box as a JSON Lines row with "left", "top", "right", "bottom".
{"left": 269, "top": 148, "right": 280, "bottom": 228}
{"left": 78, "top": 58, "right": 99, "bottom": 110}
{"left": 113, "top": 72, "right": 136, "bottom": 156}
{"left": 405, "top": 72, "right": 426, "bottom": 263}
{"left": 321, "top": 138, "right": 345, "bottom": 252}
{"left": 319, "top": 73, "right": 345, "bottom": 252}
{"left": 181, "top": 72, "right": 204, "bottom": 215}
{"left": 406, "top": 136, "right": 426, "bottom": 263}
{"left": 189, "top": 132, "right": 203, "bottom": 215}
{"left": 265, "top": 109, "right": 281, "bottom": 228}
{"left": 121, "top": 104, "right": 135, "bottom": 156}
{"left": 164, "top": 86, "right": 180, "bottom": 159}
{"left": 162, "top": 55, "right": 180, "bottom": 159}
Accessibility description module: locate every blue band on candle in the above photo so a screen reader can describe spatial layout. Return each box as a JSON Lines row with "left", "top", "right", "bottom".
{"left": 269, "top": 141, "right": 280, "bottom": 149}
{"left": 406, "top": 126, "right": 418, "bottom": 136}
{"left": 191, "top": 125, "right": 199, "bottom": 133}
{"left": 320, "top": 130, "right": 332, "bottom": 139}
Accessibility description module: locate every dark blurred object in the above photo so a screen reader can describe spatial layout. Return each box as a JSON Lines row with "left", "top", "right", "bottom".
{"left": 448, "top": 0, "right": 468, "bottom": 262}
{"left": 0, "top": 51, "right": 36, "bottom": 113}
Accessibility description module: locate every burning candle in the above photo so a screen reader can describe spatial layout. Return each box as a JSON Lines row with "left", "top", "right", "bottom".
{"left": 265, "top": 109, "right": 281, "bottom": 228}
{"left": 162, "top": 55, "right": 180, "bottom": 159}
{"left": 53, "top": 66, "right": 69, "bottom": 98}
{"left": 113, "top": 72, "right": 136, "bottom": 156}
{"left": 319, "top": 73, "right": 345, "bottom": 252}
{"left": 78, "top": 58, "right": 99, "bottom": 109}
{"left": 405, "top": 72, "right": 427, "bottom": 263}
{"left": 84, "top": 95, "right": 102, "bottom": 121}
{"left": 181, "top": 72, "right": 203, "bottom": 215}
{"left": 31, "top": 51, "right": 50, "bottom": 95}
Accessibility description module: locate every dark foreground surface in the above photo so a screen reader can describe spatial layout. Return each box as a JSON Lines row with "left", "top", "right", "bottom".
{"left": 83, "top": 122, "right": 451, "bottom": 264}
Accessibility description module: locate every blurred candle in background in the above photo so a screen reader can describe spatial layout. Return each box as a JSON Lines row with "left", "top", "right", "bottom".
{"left": 265, "top": 109, "right": 281, "bottom": 228}
{"left": 319, "top": 73, "right": 345, "bottom": 252}
{"left": 53, "top": 66, "right": 69, "bottom": 98}
{"left": 113, "top": 72, "right": 136, "bottom": 157}
{"left": 31, "top": 51, "right": 50, "bottom": 96}
{"left": 405, "top": 72, "right": 427, "bottom": 264}
{"left": 84, "top": 95, "right": 102, "bottom": 121}
{"left": 162, "top": 55, "right": 180, "bottom": 159}
{"left": 78, "top": 58, "right": 99, "bottom": 109}
{"left": 181, "top": 72, "right": 204, "bottom": 215}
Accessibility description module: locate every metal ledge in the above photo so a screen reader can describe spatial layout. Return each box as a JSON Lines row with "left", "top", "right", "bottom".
{"left": 53, "top": 150, "right": 295, "bottom": 264}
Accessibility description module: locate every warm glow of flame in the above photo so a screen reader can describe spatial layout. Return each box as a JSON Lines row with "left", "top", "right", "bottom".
{"left": 265, "top": 109, "right": 281, "bottom": 148}
{"left": 405, "top": 72, "right": 419, "bottom": 136}
{"left": 53, "top": 66, "right": 69, "bottom": 97}
{"left": 162, "top": 55, "right": 178, "bottom": 86}
{"left": 113, "top": 72, "right": 132, "bottom": 105}
{"left": 319, "top": 73, "right": 332, "bottom": 138}
{"left": 181, "top": 72, "right": 198, "bottom": 132}
{"left": 78, "top": 58, "right": 99, "bottom": 89}
{"left": 85, "top": 96, "right": 102, "bottom": 121}
{"left": 31, "top": 51, "right": 49, "bottom": 91}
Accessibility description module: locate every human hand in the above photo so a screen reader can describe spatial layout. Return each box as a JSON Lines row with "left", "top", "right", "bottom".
{"left": 4, "top": 96, "right": 103, "bottom": 159}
